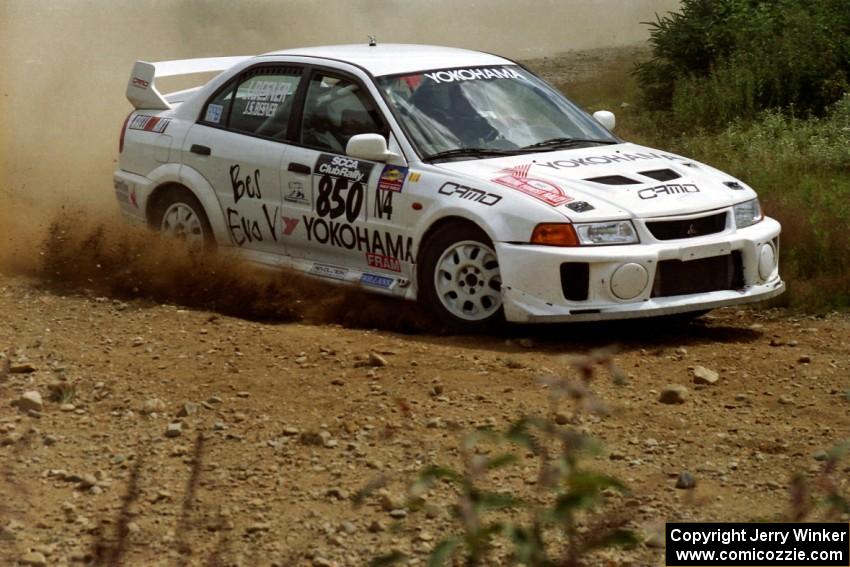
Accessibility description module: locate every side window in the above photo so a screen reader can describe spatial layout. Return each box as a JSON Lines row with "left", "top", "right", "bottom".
{"left": 300, "top": 72, "right": 386, "bottom": 153}
{"left": 200, "top": 67, "right": 302, "bottom": 140}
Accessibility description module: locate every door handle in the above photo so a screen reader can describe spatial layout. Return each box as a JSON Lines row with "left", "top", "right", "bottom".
{"left": 288, "top": 162, "right": 311, "bottom": 175}
{"left": 190, "top": 144, "right": 211, "bottom": 156}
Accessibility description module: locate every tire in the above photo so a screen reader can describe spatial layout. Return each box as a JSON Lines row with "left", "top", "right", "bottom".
{"left": 152, "top": 186, "right": 215, "bottom": 251}
{"left": 418, "top": 221, "right": 504, "bottom": 330}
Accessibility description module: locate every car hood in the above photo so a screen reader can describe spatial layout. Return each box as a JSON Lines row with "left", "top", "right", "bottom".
{"left": 434, "top": 142, "right": 754, "bottom": 221}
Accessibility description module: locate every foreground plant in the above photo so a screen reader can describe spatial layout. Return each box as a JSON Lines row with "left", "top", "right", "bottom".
{"left": 363, "top": 349, "right": 637, "bottom": 566}
{"left": 789, "top": 440, "right": 850, "bottom": 523}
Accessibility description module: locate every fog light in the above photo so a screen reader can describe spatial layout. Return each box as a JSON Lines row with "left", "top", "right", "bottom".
{"left": 611, "top": 263, "right": 649, "bottom": 300}
{"left": 758, "top": 243, "right": 776, "bottom": 280}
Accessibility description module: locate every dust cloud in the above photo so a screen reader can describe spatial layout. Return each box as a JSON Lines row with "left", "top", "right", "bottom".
{"left": 0, "top": 0, "right": 679, "bottom": 324}
{"left": 39, "top": 213, "right": 436, "bottom": 332}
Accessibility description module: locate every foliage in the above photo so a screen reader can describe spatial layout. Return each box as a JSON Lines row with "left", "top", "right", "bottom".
{"left": 566, "top": 50, "right": 850, "bottom": 311}
{"left": 668, "top": 95, "right": 850, "bottom": 310}
{"left": 789, "top": 439, "right": 850, "bottom": 522}
{"left": 636, "top": 0, "right": 850, "bottom": 128}
{"left": 361, "top": 350, "right": 638, "bottom": 566}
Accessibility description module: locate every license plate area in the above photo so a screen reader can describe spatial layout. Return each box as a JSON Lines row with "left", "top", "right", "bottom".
{"left": 652, "top": 251, "right": 744, "bottom": 297}
{"left": 680, "top": 241, "right": 732, "bottom": 261}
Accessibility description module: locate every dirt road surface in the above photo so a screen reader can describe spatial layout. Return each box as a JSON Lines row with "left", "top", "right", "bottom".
{"left": 2, "top": 267, "right": 849, "bottom": 566}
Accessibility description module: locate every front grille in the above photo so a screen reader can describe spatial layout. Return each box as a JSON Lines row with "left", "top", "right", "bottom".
{"left": 651, "top": 252, "right": 744, "bottom": 297}
{"left": 646, "top": 212, "right": 727, "bottom": 241}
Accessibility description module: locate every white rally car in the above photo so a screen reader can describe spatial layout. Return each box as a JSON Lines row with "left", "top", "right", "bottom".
{"left": 114, "top": 43, "right": 784, "bottom": 328}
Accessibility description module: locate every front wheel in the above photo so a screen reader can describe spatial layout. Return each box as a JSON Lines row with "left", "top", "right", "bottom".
{"left": 418, "top": 222, "right": 504, "bottom": 330}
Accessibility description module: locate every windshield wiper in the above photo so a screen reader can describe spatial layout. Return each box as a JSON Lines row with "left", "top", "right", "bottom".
{"left": 423, "top": 148, "right": 515, "bottom": 162}
{"left": 519, "top": 137, "right": 619, "bottom": 151}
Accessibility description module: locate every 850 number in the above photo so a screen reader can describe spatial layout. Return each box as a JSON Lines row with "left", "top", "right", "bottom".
{"left": 315, "top": 175, "right": 364, "bottom": 222}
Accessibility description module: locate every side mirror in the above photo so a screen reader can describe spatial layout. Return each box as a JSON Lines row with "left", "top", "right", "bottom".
{"left": 593, "top": 110, "right": 616, "bottom": 131}
{"left": 346, "top": 133, "right": 403, "bottom": 163}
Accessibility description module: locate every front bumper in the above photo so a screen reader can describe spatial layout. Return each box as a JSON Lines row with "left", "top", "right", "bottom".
{"left": 497, "top": 216, "right": 784, "bottom": 323}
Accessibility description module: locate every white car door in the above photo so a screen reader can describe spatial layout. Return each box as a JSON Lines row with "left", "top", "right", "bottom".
{"left": 281, "top": 69, "right": 415, "bottom": 285}
{"left": 182, "top": 65, "right": 304, "bottom": 261}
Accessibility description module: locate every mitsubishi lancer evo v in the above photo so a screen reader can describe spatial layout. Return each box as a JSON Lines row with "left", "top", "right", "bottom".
{"left": 114, "top": 43, "right": 784, "bottom": 328}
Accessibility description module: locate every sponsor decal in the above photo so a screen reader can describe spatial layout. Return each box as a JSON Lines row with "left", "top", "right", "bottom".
{"left": 424, "top": 67, "right": 523, "bottom": 84}
{"left": 314, "top": 154, "right": 376, "bottom": 223}
{"left": 128, "top": 115, "right": 170, "bottom": 133}
{"left": 303, "top": 216, "right": 414, "bottom": 263}
{"left": 316, "top": 154, "right": 373, "bottom": 184}
{"left": 240, "top": 80, "right": 291, "bottom": 117}
{"left": 491, "top": 164, "right": 572, "bottom": 206}
{"left": 374, "top": 190, "right": 393, "bottom": 220}
{"left": 281, "top": 216, "right": 299, "bottom": 236}
{"left": 408, "top": 172, "right": 422, "bottom": 183}
{"left": 132, "top": 76, "right": 149, "bottom": 89}
{"left": 366, "top": 252, "right": 402, "bottom": 272}
{"left": 310, "top": 263, "right": 348, "bottom": 280}
{"left": 230, "top": 164, "right": 261, "bottom": 203}
{"left": 438, "top": 182, "right": 501, "bottom": 206}
{"left": 204, "top": 103, "right": 224, "bottom": 124}
{"left": 374, "top": 164, "right": 403, "bottom": 221}
{"left": 378, "top": 165, "right": 408, "bottom": 193}
{"left": 638, "top": 183, "right": 700, "bottom": 200}
{"left": 285, "top": 181, "right": 308, "bottom": 204}
{"left": 536, "top": 151, "right": 687, "bottom": 170}
{"left": 226, "top": 163, "right": 281, "bottom": 246}
{"left": 566, "top": 201, "right": 594, "bottom": 213}
{"left": 360, "top": 273, "right": 394, "bottom": 289}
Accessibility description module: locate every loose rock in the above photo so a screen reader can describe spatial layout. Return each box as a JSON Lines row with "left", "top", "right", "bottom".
{"left": 368, "top": 352, "right": 388, "bottom": 367}
{"left": 692, "top": 366, "right": 719, "bottom": 385}
{"left": 675, "top": 471, "right": 697, "bottom": 489}
{"left": 659, "top": 385, "right": 688, "bottom": 404}
{"left": 11, "top": 362, "right": 37, "bottom": 374}
{"left": 177, "top": 402, "right": 200, "bottom": 417}
{"left": 20, "top": 551, "right": 47, "bottom": 566}
{"left": 15, "top": 391, "right": 44, "bottom": 413}
{"left": 165, "top": 422, "right": 183, "bottom": 438}
{"left": 141, "top": 398, "right": 166, "bottom": 415}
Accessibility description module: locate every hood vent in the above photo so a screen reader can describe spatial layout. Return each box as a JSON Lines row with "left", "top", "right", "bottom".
{"left": 585, "top": 175, "right": 640, "bottom": 185}
{"left": 640, "top": 168, "right": 681, "bottom": 182}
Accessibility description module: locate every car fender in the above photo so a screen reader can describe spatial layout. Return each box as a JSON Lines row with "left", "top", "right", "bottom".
{"left": 139, "top": 162, "right": 182, "bottom": 215}
{"left": 175, "top": 165, "right": 234, "bottom": 247}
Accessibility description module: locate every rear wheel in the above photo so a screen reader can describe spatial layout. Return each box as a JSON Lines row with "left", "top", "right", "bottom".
{"left": 419, "top": 222, "right": 504, "bottom": 329}
{"left": 152, "top": 187, "right": 215, "bottom": 251}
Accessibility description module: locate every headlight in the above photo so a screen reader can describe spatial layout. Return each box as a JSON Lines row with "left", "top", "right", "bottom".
{"left": 574, "top": 221, "right": 639, "bottom": 245}
{"left": 530, "top": 221, "right": 639, "bottom": 246}
{"left": 733, "top": 199, "right": 762, "bottom": 229}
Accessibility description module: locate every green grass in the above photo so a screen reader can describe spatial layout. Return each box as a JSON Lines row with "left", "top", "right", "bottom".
{"left": 546, "top": 54, "right": 850, "bottom": 312}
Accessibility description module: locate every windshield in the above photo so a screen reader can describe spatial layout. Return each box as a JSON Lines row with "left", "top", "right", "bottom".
{"left": 375, "top": 65, "right": 617, "bottom": 161}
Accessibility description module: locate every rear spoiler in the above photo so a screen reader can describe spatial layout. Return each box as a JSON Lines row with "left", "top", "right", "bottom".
{"left": 126, "top": 56, "right": 252, "bottom": 110}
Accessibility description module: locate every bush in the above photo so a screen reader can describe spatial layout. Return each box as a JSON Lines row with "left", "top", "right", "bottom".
{"left": 637, "top": 0, "right": 850, "bottom": 127}
{"left": 669, "top": 95, "right": 850, "bottom": 310}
